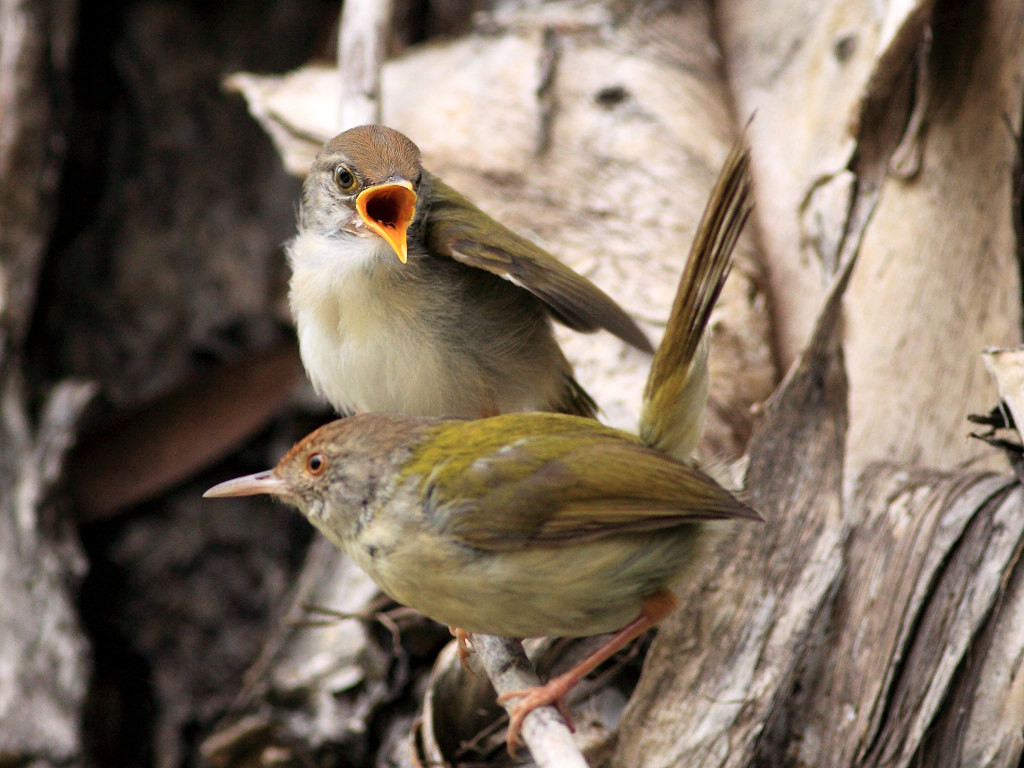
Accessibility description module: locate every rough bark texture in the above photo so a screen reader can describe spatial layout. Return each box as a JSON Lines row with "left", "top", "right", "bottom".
{"left": 2, "top": 0, "right": 1023, "bottom": 766}
{"left": 0, "top": 1, "right": 92, "bottom": 765}
{"left": 613, "top": 263, "right": 851, "bottom": 767}
{"left": 6, "top": 1, "right": 339, "bottom": 766}
{"left": 719, "top": 0, "right": 1022, "bottom": 472}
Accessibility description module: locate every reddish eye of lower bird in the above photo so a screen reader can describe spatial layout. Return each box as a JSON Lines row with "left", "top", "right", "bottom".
{"left": 306, "top": 452, "right": 326, "bottom": 475}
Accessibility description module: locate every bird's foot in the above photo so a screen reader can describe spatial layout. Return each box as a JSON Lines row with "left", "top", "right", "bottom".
{"left": 449, "top": 627, "right": 477, "bottom": 674}
{"left": 497, "top": 679, "right": 576, "bottom": 755}
{"left": 494, "top": 591, "right": 677, "bottom": 755}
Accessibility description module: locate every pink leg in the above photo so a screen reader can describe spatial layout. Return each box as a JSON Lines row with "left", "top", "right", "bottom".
{"left": 449, "top": 626, "right": 476, "bottom": 673}
{"left": 497, "top": 590, "right": 677, "bottom": 755}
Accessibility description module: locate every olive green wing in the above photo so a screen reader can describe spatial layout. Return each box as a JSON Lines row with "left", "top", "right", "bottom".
{"left": 422, "top": 172, "right": 653, "bottom": 353}
{"left": 419, "top": 417, "right": 759, "bottom": 551}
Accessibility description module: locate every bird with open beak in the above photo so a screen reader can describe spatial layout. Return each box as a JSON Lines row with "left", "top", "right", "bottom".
{"left": 212, "top": 136, "right": 756, "bottom": 754}
{"left": 287, "top": 124, "right": 653, "bottom": 419}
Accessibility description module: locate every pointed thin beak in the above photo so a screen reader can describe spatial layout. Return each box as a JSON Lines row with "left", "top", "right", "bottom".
{"left": 203, "top": 470, "right": 286, "bottom": 498}
{"left": 356, "top": 181, "right": 417, "bottom": 263}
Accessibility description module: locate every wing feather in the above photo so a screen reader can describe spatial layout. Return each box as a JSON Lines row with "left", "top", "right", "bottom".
{"left": 422, "top": 173, "right": 653, "bottom": 352}
{"left": 418, "top": 417, "right": 759, "bottom": 551}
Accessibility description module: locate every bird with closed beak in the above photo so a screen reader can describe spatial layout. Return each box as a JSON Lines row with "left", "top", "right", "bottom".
{"left": 287, "top": 124, "right": 653, "bottom": 419}
{"left": 210, "top": 136, "right": 757, "bottom": 753}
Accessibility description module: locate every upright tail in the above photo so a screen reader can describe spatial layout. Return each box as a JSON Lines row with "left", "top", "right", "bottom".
{"left": 639, "top": 136, "right": 754, "bottom": 460}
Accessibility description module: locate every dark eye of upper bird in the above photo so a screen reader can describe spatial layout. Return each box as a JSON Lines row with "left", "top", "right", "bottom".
{"left": 334, "top": 165, "right": 358, "bottom": 193}
{"left": 306, "top": 452, "right": 327, "bottom": 476}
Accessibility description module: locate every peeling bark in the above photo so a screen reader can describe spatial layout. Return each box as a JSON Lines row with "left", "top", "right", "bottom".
{"left": 3, "top": 1, "right": 1022, "bottom": 766}
{"left": 0, "top": 1, "right": 91, "bottom": 765}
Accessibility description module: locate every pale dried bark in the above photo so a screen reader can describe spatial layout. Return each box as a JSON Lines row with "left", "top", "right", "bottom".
{"left": 0, "top": 1, "right": 91, "bottom": 765}
{"left": 337, "top": 0, "right": 394, "bottom": 128}
{"left": 0, "top": 0, "right": 75, "bottom": 351}
{"left": 614, "top": 265, "right": 852, "bottom": 767}
{"left": 841, "top": 0, "right": 1022, "bottom": 475}
{"left": 0, "top": 376, "right": 94, "bottom": 765}
{"left": 3, "top": 0, "right": 1020, "bottom": 766}
{"left": 198, "top": 537, "right": 397, "bottom": 767}
{"left": 719, "top": 0, "right": 1022, "bottom": 473}
{"left": 611, "top": 1, "right": 1024, "bottom": 766}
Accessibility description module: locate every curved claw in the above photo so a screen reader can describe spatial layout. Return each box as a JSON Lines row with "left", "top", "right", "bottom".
{"left": 449, "top": 626, "right": 478, "bottom": 675}
{"left": 493, "top": 592, "right": 676, "bottom": 755}
{"left": 497, "top": 684, "right": 575, "bottom": 756}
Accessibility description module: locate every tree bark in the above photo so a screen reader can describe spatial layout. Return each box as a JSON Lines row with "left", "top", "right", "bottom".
{"left": 0, "top": 1, "right": 91, "bottom": 765}
{"left": 3, "top": 0, "right": 1022, "bottom": 766}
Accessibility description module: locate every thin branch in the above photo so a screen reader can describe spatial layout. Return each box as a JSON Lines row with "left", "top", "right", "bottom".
{"left": 337, "top": 0, "right": 395, "bottom": 129}
{"left": 474, "top": 633, "right": 589, "bottom": 768}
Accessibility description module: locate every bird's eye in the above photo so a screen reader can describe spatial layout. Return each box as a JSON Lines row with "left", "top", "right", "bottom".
{"left": 333, "top": 164, "right": 358, "bottom": 193}
{"left": 306, "top": 452, "right": 327, "bottom": 476}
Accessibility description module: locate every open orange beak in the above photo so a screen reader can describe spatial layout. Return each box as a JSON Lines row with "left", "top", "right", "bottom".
{"left": 356, "top": 181, "right": 418, "bottom": 263}
{"left": 203, "top": 470, "right": 285, "bottom": 499}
